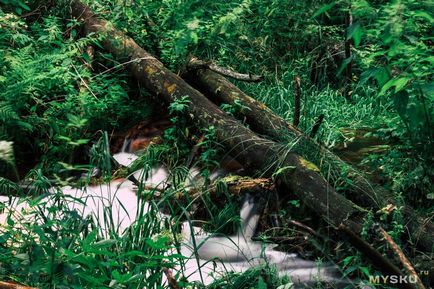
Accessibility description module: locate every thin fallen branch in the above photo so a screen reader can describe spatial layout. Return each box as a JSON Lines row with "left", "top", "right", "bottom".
{"left": 188, "top": 57, "right": 263, "bottom": 82}
{"left": 288, "top": 219, "right": 318, "bottom": 237}
{"left": 163, "top": 268, "right": 181, "bottom": 289}
{"left": 78, "top": 45, "right": 96, "bottom": 98}
{"left": 338, "top": 224, "right": 411, "bottom": 287}
{"left": 0, "top": 281, "right": 37, "bottom": 289}
{"left": 378, "top": 227, "right": 426, "bottom": 289}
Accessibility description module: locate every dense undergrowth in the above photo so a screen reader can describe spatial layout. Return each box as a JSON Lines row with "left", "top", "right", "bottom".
{"left": 0, "top": 0, "right": 433, "bottom": 288}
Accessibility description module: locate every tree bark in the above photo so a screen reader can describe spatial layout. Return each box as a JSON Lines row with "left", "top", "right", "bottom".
{"left": 378, "top": 227, "right": 426, "bottom": 289}
{"left": 70, "top": 3, "right": 419, "bottom": 288}
{"left": 187, "top": 57, "right": 262, "bottom": 82}
{"left": 190, "top": 176, "right": 275, "bottom": 199}
{"left": 184, "top": 66, "right": 434, "bottom": 254}
{"left": 0, "top": 281, "right": 37, "bottom": 289}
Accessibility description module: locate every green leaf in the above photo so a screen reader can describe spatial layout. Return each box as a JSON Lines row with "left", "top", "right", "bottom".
{"left": 57, "top": 135, "right": 72, "bottom": 142}
{"left": 93, "top": 239, "right": 117, "bottom": 248}
{"left": 312, "top": 2, "right": 337, "bottom": 18}
{"left": 126, "top": 274, "right": 144, "bottom": 283}
{"left": 121, "top": 250, "right": 147, "bottom": 257}
{"left": 380, "top": 77, "right": 410, "bottom": 95}
{"left": 272, "top": 166, "right": 296, "bottom": 180}
{"left": 407, "top": 101, "right": 426, "bottom": 129}
{"left": 75, "top": 139, "right": 89, "bottom": 145}
{"left": 347, "top": 23, "right": 364, "bottom": 47}
{"left": 6, "top": 216, "right": 15, "bottom": 226}
{"left": 81, "top": 52, "right": 91, "bottom": 63}
{"left": 413, "top": 10, "right": 434, "bottom": 22}
{"left": 342, "top": 255, "right": 354, "bottom": 266}
{"left": 394, "top": 78, "right": 410, "bottom": 93}
{"left": 190, "top": 31, "right": 199, "bottom": 44}
{"left": 359, "top": 266, "right": 370, "bottom": 277}
{"left": 288, "top": 200, "right": 300, "bottom": 208}
{"left": 257, "top": 277, "right": 267, "bottom": 289}
{"left": 146, "top": 236, "right": 169, "bottom": 250}
{"left": 82, "top": 230, "right": 98, "bottom": 250}
{"left": 16, "top": 1, "right": 30, "bottom": 11}
{"left": 374, "top": 67, "right": 390, "bottom": 87}
{"left": 360, "top": 68, "right": 377, "bottom": 85}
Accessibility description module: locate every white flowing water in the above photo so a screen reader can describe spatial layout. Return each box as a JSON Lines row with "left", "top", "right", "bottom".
{"left": 0, "top": 148, "right": 367, "bottom": 288}
{"left": 0, "top": 179, "right": 151, "bottom": 235}
{"left": 110, "top": 151, "right": 360, "bottom": 288}
{"left": 175, "top": 194, "right": 351, "bottom": 288}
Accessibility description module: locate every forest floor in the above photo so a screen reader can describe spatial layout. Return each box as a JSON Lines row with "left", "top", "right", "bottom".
{"left": 0, "top": 1, "right": 432, "bottom": 289}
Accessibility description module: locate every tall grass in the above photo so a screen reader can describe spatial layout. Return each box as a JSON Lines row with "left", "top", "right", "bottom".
{"left": 0, "top": 180, "right": 174, "bottom": 288}
{"left": 237, "top": 76, "right": 393, "bottom": 148}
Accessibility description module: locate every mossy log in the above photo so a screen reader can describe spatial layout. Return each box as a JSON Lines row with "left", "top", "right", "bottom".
{"left": 184, "top": 65, "right": 434, "bottom": 254}
{"left": 71, "top": 3, "right": 418, "bottom": 287}
{"left": 190, "top": 176, "right": 275, "bottom": 199}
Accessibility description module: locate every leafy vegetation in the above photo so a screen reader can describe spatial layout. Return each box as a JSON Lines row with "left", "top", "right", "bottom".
{"left": 0, "top": 187, "right": 174, "bottom": 288}
{"left": 0, "top": 0, "right": 432, "bottom": 288}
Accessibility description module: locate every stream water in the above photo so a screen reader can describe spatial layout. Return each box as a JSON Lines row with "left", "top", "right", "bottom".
{"left": 112, "top": 144, "right": 365, "bottom": 288}
{"left": 0, "top": 136, "right": 370, "bottom": 288}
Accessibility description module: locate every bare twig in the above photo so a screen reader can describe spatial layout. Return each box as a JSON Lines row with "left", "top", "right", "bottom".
{"left": 163, "top": 268, "right": 181, "bottom": 289}
{"left": 188, "top": 57, "right": 263, "bottom": 82}
{"left": 20, "top": 1, "right": 55, "bottom": 19}
{"left": 378, "top": 227, "right": 426, "bottom": 289}
{"left": 293, "top": 76, "right": 301, "bottom": 127}
{"left": 79, "top": 45, "right": 95, "bottom": 94}
{"left": 344, "top": 8, "right": 353, "bottom": 100}
{"left": 186, "top": 135, "right": 205, "bottom": 168}
{"left": 288, "top": 219, "right": 318, "bottom": 237}
{"left": 84, "top": 45, "right": 95, "bottom": 71}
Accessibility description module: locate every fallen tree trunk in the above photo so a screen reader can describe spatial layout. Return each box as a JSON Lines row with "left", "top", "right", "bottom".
{"left": 70, "top": 3, "right": 418, "bottom": 288}
{"left": 183, "top": 64, "right": 434, "bottom": 254}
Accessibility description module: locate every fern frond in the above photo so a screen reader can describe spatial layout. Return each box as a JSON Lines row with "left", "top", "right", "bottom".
{"left": 0, "top": 101, "right": 19, "bottom": 121}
